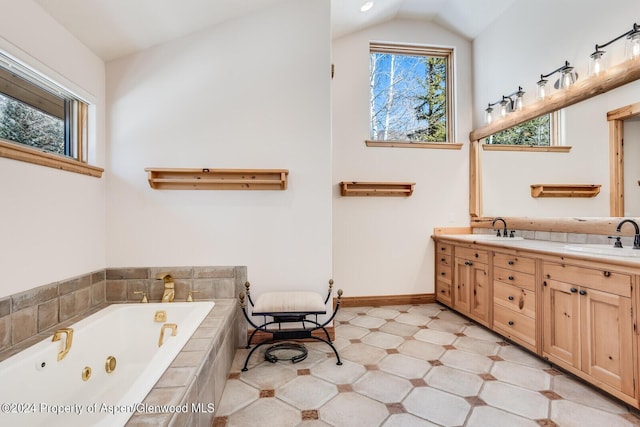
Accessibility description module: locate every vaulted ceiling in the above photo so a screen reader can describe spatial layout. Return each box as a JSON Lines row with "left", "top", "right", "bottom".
{"left": 33, "top": 0, "right": 515, "bottom": 61}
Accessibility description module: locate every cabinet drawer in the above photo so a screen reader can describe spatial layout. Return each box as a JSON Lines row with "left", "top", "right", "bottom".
{"left": 493, "top": 304, "right": 536, "bottom": 348}
{"left": 494, "top": 267, "right": 535, "bottom": 291}
{"left": 543, "top": 262, "right": 631, "bottom": 297}
{"left": 436, "top": 280, "right": 452, "bottom": 305}
{"left": 455, "top": 247, "right": 489, "bottom": 264}
{"left": 436, "top": 262, "right": 452, "bottom": 283}
{"left": 493, "top": 281, "right": 535, "bottom": 318}
{"left": 437, "top": 254, "right": 452, "bottom": 268}
{"left": 494, "top": 252, "right": 535, "bottom": 274}
{"left": 437, "top": 243, "right": 452, "bottom": 255}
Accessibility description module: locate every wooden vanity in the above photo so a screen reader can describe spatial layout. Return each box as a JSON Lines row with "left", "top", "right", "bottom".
{"left": 432, "top": 234, "right": 639, "bottom": 408}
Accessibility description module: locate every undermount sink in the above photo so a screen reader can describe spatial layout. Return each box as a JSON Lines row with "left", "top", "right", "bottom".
{"left": 564, "top": 244, "right": 640, "bottom": 258}
{"left": 455, "top": 234, "right": 524, "bottom": 241}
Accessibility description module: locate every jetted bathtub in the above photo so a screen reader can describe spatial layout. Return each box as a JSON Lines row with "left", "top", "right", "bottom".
{"left": 0, "top": 301, "right": 215, "bottom": 427}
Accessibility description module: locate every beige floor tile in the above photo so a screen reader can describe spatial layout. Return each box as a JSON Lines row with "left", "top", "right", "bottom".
{"left": 550, "top": 400, "right": 635, "bottom": 427}
{"left": 226, "top": 397, "right": 301, "bottom": 427}
{"left": 353, "top": 370, "right": 413, "bottom": 403}
{"left": 414, "top": 328, "right": 457, "bottom": 345}
{"left": 466, "top": 405, "right": 540, "bottom": 427}
{"left": 361, "top": 331, "right": 405, "bottom": 349}
{"left": 480, "top": 381, "right": 549, "bottom": 419}
{"left": 278, "top": 375, "right": 337, "bottom": 409}
{"left": 349, "top": 315, "right": 386, "bottom": 329}
{"left": 335, "top": 324, "right": 370, "bottom": 340}
{"left": 319, "top": 392, "right": 389, "bottom": 427}
{"left": 439, "top": 349, "right": 493, "bottom": 374}
{"left": 453, "top": 336, "right": 500, "bottom": 356}
{"left": 397, "top": 339, "right": 446, "bottom": 361}
{"left": 378, "top": 353, "right": 431, "bottom": 379}
{"left": 239, "top": 363, "right": 297, "bottom": 389}
{"left": 340, "top": 342, "right": 388, "bottom": 365}
{"left": 382, "top": 413, "right": 439, "bottom": 426}
{"left": 394, "top": 312, "right": 431, "bottom": 327}
{"left": 552, "top": 374, "right": 628, "bottom": 413}
{"left": 216, "top": 379, "right": 259, "bottom": 416}
{"left": 311, "top": 358, "right": 366, "bottom": 384}
{"left": 491, "top": 360, "right": 551, "bottom": 391}
{"left": 425, "top": 365, "right": 484, "bottom": 397}
{"left": 379, "top": 320, "right": 420, "bottom": 337}
{"left": 403, "top": 387, "right": 471, "bottom": 426}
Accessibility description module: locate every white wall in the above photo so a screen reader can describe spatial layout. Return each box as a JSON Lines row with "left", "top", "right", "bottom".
{"left": 106, "top": 0, "right": 332, "bottom": 293}
{"left": 0, "top": 0, "right": 106, "bottom": 298}
{"left": 474, "top": 0, "right": 640, "bottom": 217}
{"left": 332, "top": 19, "right": 472, "bottom": 297}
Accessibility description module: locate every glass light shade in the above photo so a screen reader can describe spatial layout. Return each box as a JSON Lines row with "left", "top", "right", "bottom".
{"left": 500, "top": 100, "right": 509, "bottom": 117}
{"left": 589, "top": 50, "right": 606, "bottom": 76}
{"left": 626, "top": 32, "right": 640, "bottom": 59}
{"left": 536, "top": 80, "right": 547, "bottom": 99}
{"left": 514, "top": 93, "right": 524, "bottom": 111}
{"left": 485, "top": 107, "right": 493, "bottom": 124}
{"left": 560, "top": 69, "right": 576, "bottom": 89}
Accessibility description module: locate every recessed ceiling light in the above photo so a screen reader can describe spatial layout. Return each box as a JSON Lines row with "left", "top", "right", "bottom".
{"left": 360, "top": 1, "right": 374, "bottom": 12}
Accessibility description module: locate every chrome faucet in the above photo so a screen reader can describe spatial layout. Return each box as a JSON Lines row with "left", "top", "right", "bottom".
{"left": 492, "top": 217, "right": 508, "bottom": 237}
{"left": 158, "top": 273, "right": 175, "bottom": 302}
{"left": 52, "top": 328, "right": 73, "bottom": 361}
{"left": 616, "top": 219, "right": 640, "bottom": 249}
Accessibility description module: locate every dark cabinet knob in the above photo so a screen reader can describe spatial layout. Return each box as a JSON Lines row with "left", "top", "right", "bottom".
{"left": 475, "top": 253, "right": 479, "bottom": 258}
{"left": 508, "top": 260, "right": 514, "bottom": 265}
{"left": 440, "top": 289, "right": 445, "bottom": 293}
{"left": 570, "top": 288, "right": 578, "bottom": 293}
{"left": 543, "top": 281, "right": 547, "bottom": 287}
{"left": 441, "top": 258, "right": 446, "bottom": 262}
{"left": 508, "top": 321, "right": 514, "bottom": 326}
{"left": 603, "top": 271, "right": 611, "bottom": 277}
{"left": 508, "top": 275, "right": 514, "bottom": 280}
{"left": 441, "top": 272, "right": 446, "bottom": 276}
{"left": 579, "top": 290, "right": 587, "bottom": 296}
{"left": 508, "top": 296, "right": 514, "bottom": 301}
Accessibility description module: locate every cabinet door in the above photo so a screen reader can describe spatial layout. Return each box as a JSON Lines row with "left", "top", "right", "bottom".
{"left": 454, "top": 257, "right": 471, "bottom": 314}
{"left": 470, "top": 262, "right": 490, "bottom": 325}
{"left": 581, "top": 288, "right": 634, "bottom": 397}
{"left": 543, "top": 279, "right": 580, "bottom": 368}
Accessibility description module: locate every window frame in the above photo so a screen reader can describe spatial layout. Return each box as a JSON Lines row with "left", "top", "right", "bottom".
{"left": 481, "top": 111, "right": 571, "bottom": 153}
{"left": 0, "top": 51, "right": 102, "bottom": 177}
{"left": 366, "top": 42, "right": 458, "bottom": 149}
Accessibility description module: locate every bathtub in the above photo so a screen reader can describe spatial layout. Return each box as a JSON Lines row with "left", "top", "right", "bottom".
{"left": 0, "top": 301, "right": 215, "bottom": 427}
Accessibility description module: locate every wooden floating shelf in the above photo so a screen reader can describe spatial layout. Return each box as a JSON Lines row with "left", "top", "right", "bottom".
{"left": 530, "top": 184, "right": 601, "bottom": 198}
{"left": 340, "top": 181, "right": 415, "bottom": 197}
{"left": 145, "top": 168, "right": 288, "bottom": 190}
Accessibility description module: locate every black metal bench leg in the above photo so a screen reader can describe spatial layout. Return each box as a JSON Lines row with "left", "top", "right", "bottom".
{"left": 241, "top": 339, "right": 274, "bottom": 372}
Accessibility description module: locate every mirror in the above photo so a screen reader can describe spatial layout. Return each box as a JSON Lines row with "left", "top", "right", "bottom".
{"left": 470, "top": 58, "right": 640, "bottom": 219}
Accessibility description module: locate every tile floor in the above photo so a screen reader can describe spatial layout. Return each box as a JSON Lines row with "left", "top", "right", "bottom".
{"left": 213, "top": 304, "right": 640, "bottom": 427}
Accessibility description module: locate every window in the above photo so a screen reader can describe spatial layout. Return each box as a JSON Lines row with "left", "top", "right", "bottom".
{"left": 485, "top": 112, "right": 560, "bottom": 146}
{"left": 368, "top": 43, "right": 454, "bottom": 144}
{"left": 0, "top": 51, "right": 100, "bottom": 177}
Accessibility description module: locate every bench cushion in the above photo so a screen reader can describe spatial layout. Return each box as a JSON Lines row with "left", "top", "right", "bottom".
{"left": 253, "top": 291, "right": 326, "bottom": 315}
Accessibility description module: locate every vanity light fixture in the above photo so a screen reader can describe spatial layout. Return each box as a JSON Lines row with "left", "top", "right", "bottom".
{"left": 536, "top": 61, "right": 577, "bottom": 99}
{"left": 484, "top": 86, "right": 525, "bottom": 123}
{"left": 590, "top": 23, "right": 639, "bottom": 76}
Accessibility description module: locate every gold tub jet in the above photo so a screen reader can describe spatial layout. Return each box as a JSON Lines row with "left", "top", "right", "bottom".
{"left": 52, "top": 328, "right": 73, "bottom": 361}
{"left": 157, "top": 273, "right": 175, "bottom": 303}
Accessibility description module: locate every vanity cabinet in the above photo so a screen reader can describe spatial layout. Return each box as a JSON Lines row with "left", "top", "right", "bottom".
{"left": 492, "top": 252, "right": 537, "bottom": 353}
{"left": 453, "top": 246, "right": 490, "bottom": 327}
{"left": 542, "top": 261, "right": 635, "bottom": 403}
{"left": 435, "top": 243, "right": 453, "bottom": 307}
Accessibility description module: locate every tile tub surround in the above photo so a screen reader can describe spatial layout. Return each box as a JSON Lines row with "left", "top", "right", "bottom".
{"left": 215, "top": 304, "right": 640, "bottom": 427}
{"left": 0, "top": 269, "right": 106, "bottom": 353}
{"left": 0, "top": 266, "right": 248, "bottom": 356}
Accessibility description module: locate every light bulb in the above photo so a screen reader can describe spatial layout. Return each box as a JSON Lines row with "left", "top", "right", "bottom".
{"left": 485, "top": 107, "right": 493, "bottom": 124}
{"left": 360, "top": 1, "right": 374, "bottom": 12}
{"left": 536, "top": 80, "right": 547, "bottom": 100}
{"left": 632, "top": 34, "right": 640, "bottom": 59}
{"left": 589, "top": 50, "right": 605, "bottom": 76}
{"left": 514, "top": 94, "right": 524, "bottom": 111}
{"left": 500, "top": 101, "right": 508, "bottom": 117}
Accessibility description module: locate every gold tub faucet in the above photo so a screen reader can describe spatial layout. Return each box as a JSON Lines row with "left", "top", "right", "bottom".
{"left": 158, "top": 273, "right": 175, "bottom": 303}
{"left": 158, "top": 323, "right": 177, "bottom": 347}
{"left": 52, "top": 328, "right": 73, "bottom": 361}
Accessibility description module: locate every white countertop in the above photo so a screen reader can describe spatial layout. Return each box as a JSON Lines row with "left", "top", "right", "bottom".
{"left": 435, "top": 234, "right": 640, "bottom": 268}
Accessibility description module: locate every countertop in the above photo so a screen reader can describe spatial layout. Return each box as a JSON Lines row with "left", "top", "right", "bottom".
{"left": 433, "top": 234, "right": 640, "bottom": 269}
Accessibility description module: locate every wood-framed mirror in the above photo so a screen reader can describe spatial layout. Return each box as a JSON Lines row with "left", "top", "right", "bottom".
{"left": 608, "top": 101, "right": 640, "bottom": 216}
{"left": 468, "top": 58, "right": 640, "bottom": 233}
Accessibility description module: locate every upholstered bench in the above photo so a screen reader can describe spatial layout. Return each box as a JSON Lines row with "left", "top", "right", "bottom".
{"left": 238, "top": 280, "right": 343, "bottom": 371}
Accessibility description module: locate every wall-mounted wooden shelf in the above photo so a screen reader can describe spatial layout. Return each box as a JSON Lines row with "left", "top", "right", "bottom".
{"left": 530, "top": 184, "right": 601, "bottom": 198}
{"left": 340, "top": 181, "right": 415, "bottom": 197}
{"left": 145, "top": 168, "right": 288, "bottom": 190}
